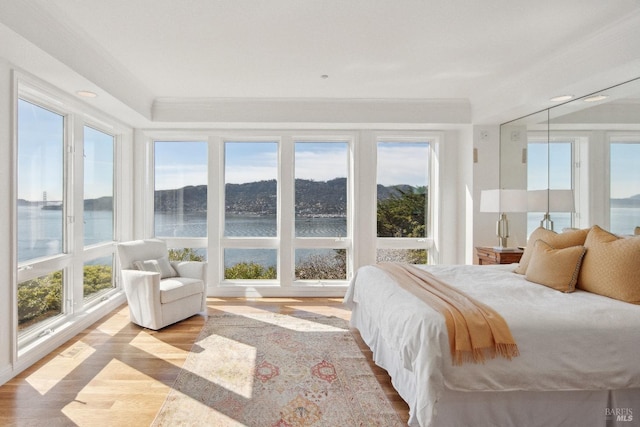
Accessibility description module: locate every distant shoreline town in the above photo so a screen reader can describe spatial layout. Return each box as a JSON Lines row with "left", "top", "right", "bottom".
{"left": 18, "top": 180, "right": 640, "bottom": 214}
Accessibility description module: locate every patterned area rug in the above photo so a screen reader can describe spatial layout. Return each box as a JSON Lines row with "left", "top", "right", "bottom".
{"left": 152, "top": 312, "right": 404, "bottom": 427}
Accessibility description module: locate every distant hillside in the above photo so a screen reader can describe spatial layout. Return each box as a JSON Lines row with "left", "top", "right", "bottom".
{"left": 18, "top": 197, "right": 113, "bottom": 210}
{"left": 24, "top": 189, "right": 636, "bottom": 212}
{"left": 611, "top": 194, "right": 640, "bottom": 208}
{"left": 155, "top": 179, "right": 423, "bottom": 216}
{"left": 18, "top": 180, "right": 426, "bottom": 215}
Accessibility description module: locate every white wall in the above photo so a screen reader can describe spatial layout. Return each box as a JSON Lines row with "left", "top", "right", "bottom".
{"left": 473, "top": 125, "right": 503, "bottom": 254}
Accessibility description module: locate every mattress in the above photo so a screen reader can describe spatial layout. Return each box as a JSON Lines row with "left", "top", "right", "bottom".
{"left": 344, "top": 264, "right": 640, "bottom": 426}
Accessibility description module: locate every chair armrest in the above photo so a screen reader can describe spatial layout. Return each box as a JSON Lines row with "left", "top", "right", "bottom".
{"left": 120, "top": 269, "right": 163, "bottom": 329}
{"left": 171, "top": 261, "right": 207, "bottom": 281}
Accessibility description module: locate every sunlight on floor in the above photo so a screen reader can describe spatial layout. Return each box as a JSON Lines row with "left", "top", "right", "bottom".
{"left": 129, "top": 331, "right": 188, "bottom": 368}
{"left": 96, "top": 306, "right": 131, "bottom": 337}
{"left": 26, "top": 340, "right": 96, "bottom": 395}
{"left": 235, "top": 311, "right": 348, "bottom": 332}
{"left": 62, "top": 358, "right": 169, "bottom": 427}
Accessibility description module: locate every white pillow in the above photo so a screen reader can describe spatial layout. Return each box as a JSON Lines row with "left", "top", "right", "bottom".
{"left": 133, "top": 256, "right": 177, "bottom": 279}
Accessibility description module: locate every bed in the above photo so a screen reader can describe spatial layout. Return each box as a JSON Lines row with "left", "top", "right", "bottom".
{"left": 344, "top": 228, "right": 640, "bottom": 427}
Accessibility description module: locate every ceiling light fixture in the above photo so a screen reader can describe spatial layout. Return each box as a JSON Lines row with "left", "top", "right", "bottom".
{"left": 76, "top": 90, "right": 98, "bottom": 98}
{"left": 583, "top": 94, "right": 608, "bottom": 102}
{"left": 550, "top": 95, "right": 573, "bottom": 102}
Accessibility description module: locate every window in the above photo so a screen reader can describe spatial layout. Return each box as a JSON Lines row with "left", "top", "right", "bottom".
{"left": 294, "top": 141, "right": 349, "bottom": 281}
{"left": 154, "top": 141, "right": 208, "bottom": 238}
{"left": 147, "top": 131, "right": 440, "bottom": 293}
{"left": 84, "top": 126, "right": 114, "bottom": 246}
{"left": 15, "top": 85, "right": 123, "bottom": 353}
{"left": 16, "top": 99, "right": 67, "bottom": 335}
{"left": 527, "top": 139, "right": 574, "bottom": 235}
{"left": 223, "top": 141, "right": 278, "bottom": 279}
{"left": 610, "top": 140, "right": 640, "bottom": 235}
{"left": 376, "top": 140, "right": 431, "bottom": 264}
{"left": 17, "top": 99, "right": 65, "bottom": 262}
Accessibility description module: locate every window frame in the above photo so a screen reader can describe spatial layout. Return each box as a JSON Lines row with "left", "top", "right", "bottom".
{"left": 525, "top": 131, "right": 584, "bottom": 235}
{"left": 291, "top": 136, "right": 353, "bottom": 285}
{"left": 144, "top": 129, "right": 442, "bottom": 295}
{"left": 374, "top": 134, "right": 439, "bottom": 265}
{"left": 13, "top": 77, "right": 125, "bottom": 356}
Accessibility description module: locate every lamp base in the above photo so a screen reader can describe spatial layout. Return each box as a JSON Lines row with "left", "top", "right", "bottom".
{"left": 496, "top": 213, "right": 510, "bottom": 249}
{"left": 540, "top": 213, "right": 554, "bottom": 231}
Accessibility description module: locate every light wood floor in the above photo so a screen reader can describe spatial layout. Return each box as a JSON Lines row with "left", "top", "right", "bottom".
{"left": 0, "top": 298, "right": 410, "bottom": 426}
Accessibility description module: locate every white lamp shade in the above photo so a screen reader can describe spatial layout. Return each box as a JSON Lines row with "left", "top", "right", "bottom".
{"left": 528, "top": 189, "right": 575, "bottom": 212}
{"left": 480, "top": 189, "right": 528, "bottom": 213}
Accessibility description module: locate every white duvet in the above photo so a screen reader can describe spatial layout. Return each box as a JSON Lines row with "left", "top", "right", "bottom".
{"left": 344, "top": 264, "right": 640, "bottom": 427}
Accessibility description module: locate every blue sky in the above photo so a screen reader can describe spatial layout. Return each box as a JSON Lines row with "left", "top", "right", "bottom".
{"left": 527, "top": 142, "right": 572, "bottom": 191}
{"left": 155, "top": 141, "right": 431, "bottom": 189}
{"left": 377, "top": 142, "right": 430, "bottom": 187}
{"left": 18, "top": 100, "right": 115, "bottom": 201}
{"left": 18, "top": 101, "right": 639, "bottom": 201}
{"left": 84, "top": 126, "right": 114, "bottom": 199}
{"left": 18, "top": 99, "right": 64, "bottom": 201}
{"left": 610, "top": 143, "right": 640, "bottom": 198}
{"left": 528, "top": 141, "right": 640, "bottom": 198}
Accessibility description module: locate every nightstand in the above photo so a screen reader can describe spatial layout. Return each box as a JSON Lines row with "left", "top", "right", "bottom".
{"left": 475, "top": 246, "right": 524, "bottom": 265}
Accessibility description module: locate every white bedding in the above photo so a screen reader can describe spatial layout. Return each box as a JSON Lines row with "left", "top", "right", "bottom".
{"left": 344, "top": 264, "right": 640, "bottom": 427}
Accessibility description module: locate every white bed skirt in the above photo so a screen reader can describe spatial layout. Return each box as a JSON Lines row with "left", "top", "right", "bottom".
{"left": 351, "top": 302, "right": 640, "bottom": 427}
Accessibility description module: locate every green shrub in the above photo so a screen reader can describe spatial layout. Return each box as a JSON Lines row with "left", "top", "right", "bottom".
{"left": 18, "top": 265, "right": 114, "bottom": 328}
{"left": 83, "top": 265, "right": 113, "bottom": 298}
{"left": 17, "top": 271, "right": 63, "bottom": 326}
{"left": 225, "top": 262, "right": 277, "bottom": 279}
{"left": 168, "top": 248, "right": 205, "bottom": 262}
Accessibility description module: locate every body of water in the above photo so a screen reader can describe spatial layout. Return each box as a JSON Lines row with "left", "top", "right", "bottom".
{"left": 18, "top": 206, "right": 639, "bottom": 265}
{"left": 18, "top": 207, "right": 348, "bottom": 267}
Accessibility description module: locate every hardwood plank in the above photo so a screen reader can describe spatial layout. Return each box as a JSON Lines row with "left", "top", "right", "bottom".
{"left": 0, "top": 298, "right": 410, "bottom": 426}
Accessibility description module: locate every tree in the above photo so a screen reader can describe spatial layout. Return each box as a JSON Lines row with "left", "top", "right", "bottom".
{"left": 377, "top": 186, "right": 427, "bottom": 238}
{"left": 295, "top": 249, "right": 346, "bottom": 280}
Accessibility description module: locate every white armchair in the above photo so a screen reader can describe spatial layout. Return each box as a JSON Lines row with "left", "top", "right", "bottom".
{"left": 117, "top": 239, "right": 207, "bottom": 330}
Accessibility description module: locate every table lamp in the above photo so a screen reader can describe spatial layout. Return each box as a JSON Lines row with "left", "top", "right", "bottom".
{"left": 480, "top": 189, "right": 528, "bottom": 250}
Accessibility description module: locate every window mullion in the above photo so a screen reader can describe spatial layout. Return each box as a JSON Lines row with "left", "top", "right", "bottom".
{"left": 69, "top": 115, "right": 85, "bottom": 315}
{"left": 279, "top": 136, "right": 294, "bottom": 287}
{"left": 209, "top": 136, "right": 222, "bottom": 289}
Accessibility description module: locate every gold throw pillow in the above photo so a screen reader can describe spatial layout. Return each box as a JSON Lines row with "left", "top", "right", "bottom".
{"left": 577, "top": 225, "right": 640, "bottom": 304}
{"left": 514, "top": 227, "right": 590, "bottom": 274}
{"left": 525, "top": 240, "right": 586, "bottom": 292}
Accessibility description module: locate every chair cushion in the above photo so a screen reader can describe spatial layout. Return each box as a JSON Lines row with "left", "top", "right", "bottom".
{"left": 159, "top": 277, "right": 205, "bottom": 304}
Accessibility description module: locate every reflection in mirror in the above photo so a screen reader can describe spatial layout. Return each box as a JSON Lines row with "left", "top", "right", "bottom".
{"left": 500, "top": 76, "right": 640, "bottom": 238}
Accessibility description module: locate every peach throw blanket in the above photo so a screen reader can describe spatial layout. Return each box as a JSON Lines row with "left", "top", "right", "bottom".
{"left": 376, "top": 262, "right": 519, "bottom": 365}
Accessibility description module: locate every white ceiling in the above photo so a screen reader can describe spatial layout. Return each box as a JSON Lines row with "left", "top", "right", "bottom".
{"left": 1, "top": 0, "right": 640, "bottom": 126}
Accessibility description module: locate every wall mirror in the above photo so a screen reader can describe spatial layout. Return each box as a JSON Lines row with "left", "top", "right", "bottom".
{"left": 500, "top": 76, "right": 640, "bottom": 243}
